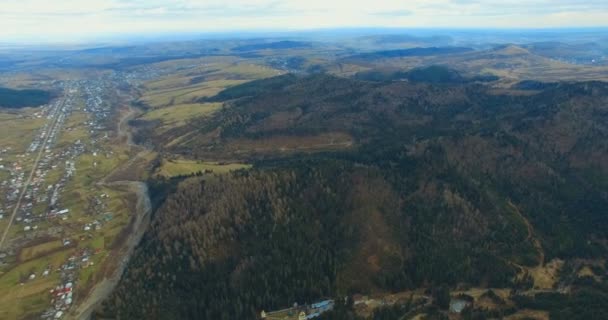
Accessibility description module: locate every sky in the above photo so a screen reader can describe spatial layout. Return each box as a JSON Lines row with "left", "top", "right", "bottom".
{"left": 2, "top": 0, "right": 608, "bottom": 41}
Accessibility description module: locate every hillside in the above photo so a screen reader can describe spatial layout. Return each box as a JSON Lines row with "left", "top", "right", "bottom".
{"left": 346, "top": 47, "right": 474, "bottom": 61}
{"left": 100, "top": 74, "right": 608, "bottom": 319}
{"left": 523, "top": 42, "right": 607, "bottom": 65}
{"left": 232, "top": 41, "right": 313, "bottom": 52}
{"left": 348, "top": 44, "right": 608, "bottom": 83}
{"left": 353, "top": 65, "right": 498, "bottom": 84}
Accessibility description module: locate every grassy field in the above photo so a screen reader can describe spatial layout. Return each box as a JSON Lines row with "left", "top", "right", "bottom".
{"left": 141, "top": 102, "right": 222, "bottom": 132}
{"left": 155, "top": 159, "right": 251, "bottom": 177}
{"left": 140, "top": 79, "right": 247, "bottom": 108}
{"left": 0, "top": 109, "right": 46, "bottom": 154}
{"left": 18, "top": 240, "right": 64, "bottom": 262}
{"left": 0, "top": 169, "right": 9, "bottom": 181}
{"left": 56, "top": 110, "right": 89, "bottom": 148}
{"left": 133, "top": 60, "right": 285, "bottom": 154}
{"left": 139, "top": 59, "right": 281, "bottom": 109}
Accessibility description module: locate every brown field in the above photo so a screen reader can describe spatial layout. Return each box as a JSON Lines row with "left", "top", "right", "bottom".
{"left": 529, "top": 259, "right": 564, "bottom": 290}
{"left": 177, "top": 132, "right": 355, "bottom": 159}
{"left": 18, "top": 240, "right": 64, "bottom": 262}
{"left": 140, "top": 102, "right": 222, "bottom": 132}
{"left": 505, "top": 309, "right": 549, "bottom": 320}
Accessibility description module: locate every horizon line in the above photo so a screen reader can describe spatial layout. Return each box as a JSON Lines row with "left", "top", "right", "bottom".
{"left": 3, "top": 25, "right": 608, "bottom": 46}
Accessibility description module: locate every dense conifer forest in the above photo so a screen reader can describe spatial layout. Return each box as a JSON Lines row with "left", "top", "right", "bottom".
{"left": 0, "top": 87, "right": 52, "bottom": 108}
{"left": 99, "top": 74, "right": 608, "bottom": 319}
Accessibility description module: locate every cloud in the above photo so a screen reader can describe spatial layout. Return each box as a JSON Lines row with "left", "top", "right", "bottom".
{"left": 372, "top": 10, "right": 413, "bottom": 17}
{"left": 1, "top": 0, "right": 607, "bottom": 41}
{"left": 444, "top": 0, "right": 608, "bottom": 15}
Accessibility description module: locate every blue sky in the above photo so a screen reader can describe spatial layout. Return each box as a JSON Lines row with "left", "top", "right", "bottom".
{"left": 2, "top": 0, "right": 608, "bottom": 41}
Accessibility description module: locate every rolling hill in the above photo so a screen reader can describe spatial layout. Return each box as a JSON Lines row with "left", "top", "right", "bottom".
{"left": 348, "top": 44, "right": 608, "bottom": 83}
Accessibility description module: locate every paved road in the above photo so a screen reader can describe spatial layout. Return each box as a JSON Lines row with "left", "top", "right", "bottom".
{"left": 0, "top": 99, "right": 65, "bottom": 250}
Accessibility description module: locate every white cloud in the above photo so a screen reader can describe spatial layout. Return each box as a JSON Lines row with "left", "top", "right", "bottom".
{"left": 1, "top": 0, "right": 607, "bottom": 41}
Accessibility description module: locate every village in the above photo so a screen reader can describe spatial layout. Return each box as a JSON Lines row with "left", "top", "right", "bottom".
{"left": 0, "top": 72, "right": 146, "bottom": 319}
{"left": 258, "top": 293, "right": 476, "bottom": 320}
{"left": 261, "top": 299, "right": 335, "bottom": 320}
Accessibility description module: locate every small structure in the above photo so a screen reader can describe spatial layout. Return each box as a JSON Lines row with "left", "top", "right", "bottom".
{"left": 449, "top": 299, "right": 469, "bottom": 313}
{"left": 263, "top": 299, "right": 334, "bottom": 320}
{"left": 311, "top": 300, "right": 333, "bottom": 312}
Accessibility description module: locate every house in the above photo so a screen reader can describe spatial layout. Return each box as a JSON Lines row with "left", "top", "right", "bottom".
{"left": 449, "top": 299, "right": 470, "bottom": 313}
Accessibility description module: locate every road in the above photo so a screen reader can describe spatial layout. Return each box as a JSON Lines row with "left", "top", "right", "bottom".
{"left": 0, "top": 98, "right": 65, "bottom": 250}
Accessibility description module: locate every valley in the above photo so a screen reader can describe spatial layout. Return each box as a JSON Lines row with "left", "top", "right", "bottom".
{"left": 0, "top": 72, "right": 151, "bottom": 319}
{"left": 0, "top": 30, "right": 607, "bottom": 320}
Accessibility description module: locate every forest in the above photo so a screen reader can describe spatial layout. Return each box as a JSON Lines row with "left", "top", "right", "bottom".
{"left": 99, "top": 73, "right": 608, "bottom": 319}
{"left": 0, "top": 87, "right": 52, "bottom": 108}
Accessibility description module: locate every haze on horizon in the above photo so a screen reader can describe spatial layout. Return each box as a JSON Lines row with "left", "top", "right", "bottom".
{"left": 2, "top": 0, "right": 608, "bottom": 42}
